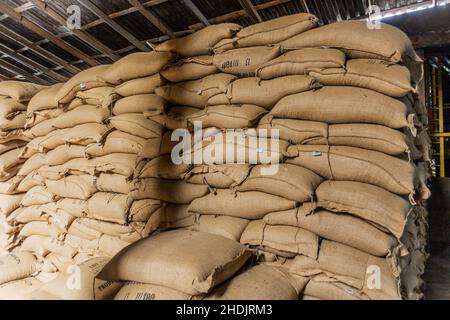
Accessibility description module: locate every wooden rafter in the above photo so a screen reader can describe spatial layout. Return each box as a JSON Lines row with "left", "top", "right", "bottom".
{"left": 77, "top": 0, "right": 149, "bottom": 52}
{"left": 0, "top": 23, "right": 79, "bottom": 74}
{"left": 0, "top": 1, "right": 99, "bottom": 66}
{"left": 238, "top": 0, "right": 263, "bottom": 23}
{"left": 127, "top": 0, "right": 175, "bottom": 38}
{"left": 28, "top": 0, "right": 119, "bottom": 61}
{"left": 0, "top": 59, "right": 48, "bottom": 84}
{"left": 0, "top": 43, "right": 67, "bottom": 82}
{"left": 180, "top": 0, "right": 210, "bottom": 26}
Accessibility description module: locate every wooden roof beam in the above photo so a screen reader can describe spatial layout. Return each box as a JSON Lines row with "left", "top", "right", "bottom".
{"left": 28, "top": 0, "right": 119, "bottom": 61}
{"left": 77, "top": 0, "right": 149, "bottom": 51}
{"left": 238, "top": 0, "right": 263, "bottom": 23}
{"left": 0, "top": 59, "right": 48, "bottom": 84}
{"left": 0, "top": 2, "right": 99, "bottom": 66}
{"left": 0, "top": 23, "right": 79, "bottom": 74}
{"left": 180, "top": 0, "right": 210, "bottom": 26}
{"left": 0, "top": 43, "right": 67, "bottom": 82}
{"left": 127, "top": 0, "right": 176, "bottom": 38}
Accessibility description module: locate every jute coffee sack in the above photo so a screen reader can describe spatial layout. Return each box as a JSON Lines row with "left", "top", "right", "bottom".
{"left": 112, "top": 74, "right": 165, "bottom": 97}
{"left": 98, "top": 230, "right": 251, "bottom": 295}
{"left": 213, "top": 46, "right": 281, "bottom": 77}
{"left": 51, "top": 105, "right": 110, "bottom": 129}
{"left": 240, "top": 220, "right": 319, "bottom": 259}
{"left": 85, "top": 131, "right": 147, "bottom": 157}
{"left": 0, "top": 81, "right": 47, "bottom": 103}
{"left": 187, "top": 215, "right": 249, "bottom": 242}
{"left": 136, "top": 155, "right": 192, "bottom": 180}
{"left": 258, "top": 117, "right": 419, "bottom": 157}
{"left": 161, "top": 56, "right": 218, "bottom": 82}
{"left": 55, "top": 65, "right": 110, "bottom": 105}
{"left": 236, "top": 164, "right": 323, "bottom": 202}
{"left": 290, "top": 240, "right": 401, "bottom": 300}
{"left": 303, "top": 275, "right": 370, "bottom": 300}
{"left": 97, "top": 51, "right": 174, "bottom": 85}
{"left": 75, "top": 86, "right": 117, "bottom": 108}
{"left": 155, "top": 23, "right": 241, "bottom": 58}
{"left": 263, "top": 208, "right": 398, "bottom": 257}
{"left": 0, "top": 277, "right": 44, "bottom": 300}
{"left": 188, "top": 190, "right": 296, "bottom": 220}
{"left": 187, "top": 104, "right": 267, "bottom": 129}
{"left": 149, "top": 106, "right": 199, "bottom": 130}
{"left": 309, "top": 59, "right": 415, "bottom": 98}
{"left": 108, "top": 114, "right": 163, "bottom": 139}
{"left": 256, "top": 48, "right": 346, "bottom": 80}
{"left": 206, "top": 264, "right": 307, "bottom": 300}
{"left": 26, "top": 84, "right": 62, "bottom": 116}
{"left": 285, "top": 145, "right": 418, "bottom": 196}
{"left": 155, "top": 73, "right": 237, "bottom": 108}
{"left": 0, "top": 252, "right": 40, "bottom": 285}
{"left": 213, "top": 13, "right": 319, "bottom": 53}
{"left": 269, "top": 86, "right": 416, "bottom": 132}
{"left": 314, "top": 181, "right": 412, "bottom": 239}
{"left": 207, "top": 75, "right": 319, "bottom": 110}
{"left": 112, "top": 94, "right": 166, "bottom": 116}
{"left": 183, "top": 164, "right": 251, "bottom": 188}
{"left": 114, "top": 282, "right": 202, "bottom": 300}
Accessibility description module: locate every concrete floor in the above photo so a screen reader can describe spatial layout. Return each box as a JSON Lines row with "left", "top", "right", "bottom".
{"left": 423, "top": 243, "right": 450, "bottom": 300}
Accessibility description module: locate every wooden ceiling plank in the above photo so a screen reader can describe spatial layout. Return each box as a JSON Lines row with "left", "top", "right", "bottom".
{"left": 127, "top": 0, "right": 176, "bottom": 38}
{"left": 0, "top": 1, "right": 99, "bottom": 66}
{"left": 0, "top": 59, "right": 48, "bottom": 84}
{"left": 180, "top": 0, "right": 211, "bottom": 26}
{"left": 28, "top": 0, "right": 119, "bottom": 61}
{"left": 0, "top": 23, "right": 79, "bottom": 74}
{"left": 0, "top": 43, "right": 67, "bottom": 82}
{"left": 238, "top": 0, "right": 263, "bottom": 23}
{"left": 77, "top": 0, "right": 149, "bottom": 51}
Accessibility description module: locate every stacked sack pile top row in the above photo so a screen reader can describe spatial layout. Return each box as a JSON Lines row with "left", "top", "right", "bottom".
{"left": 0, "top": 13, "right": 431, "bottom": 300}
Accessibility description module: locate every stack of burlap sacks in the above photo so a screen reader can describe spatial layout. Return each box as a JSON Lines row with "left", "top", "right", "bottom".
{"left": 0, "top": 81, "right": 47, "bottom": 256}
{"left": 0, "top": 13, "right": 432, "bottom": 300}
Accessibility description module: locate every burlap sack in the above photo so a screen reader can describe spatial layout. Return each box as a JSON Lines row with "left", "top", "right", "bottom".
{"left": 45, "top": 175, "right": 97, "bottom": 200}
{"left": 23, "top": 117, "right": 58, "bottom": 139}
{"left": 290, "top": 240, "right": 401, "bottom": 300}
{"left": 112, "top": 94, "right": 166, "bottom": 116}
{"left": 113, "top": 73, "right": 165, "bottom": 97}
{"left": 129, "top": 199, "right": 162, "bottom": 223}
{"left": 0, "top": 140, "right": 26, "bottom": 156}
{"left": 188, "top": 190, "right": 296, "bottom": 219}
{"left": 280, "top": 21, "right": 420, "bottom": 65}
{"left": 309, "top": 59, "right": 415, "bottom": 98}
{"left": 0, "top": 175, "right": 23, "bottom": 195}
{"left": 256, "top": 48, "right": 346, "bottom": 80}
{"left": 98, "top": 229, "right": 251, "bottom": 295}
{"left": 208, "top": 75, "right": 319, "bottom": 109}
{"left": 0, "top": 148, "right": 25, "bottom": 176}
{"left": 98, "top": 51, "right": 174, "bottom": 85}
{"left": 130, "top": 178, "right": 209, "bottom": 204}
{"left": 315, "top": 180, "right": 412, "bottom": 239}
{"left": 207, "top": 264, "right": 307, "bottom": 300}
{"left": 26, "top": 84, "right": 62, "bottom": 115}
{"left": 183, "top": 164, "right": 251, "bottom": 188}
{"left": 188, "top": 215, "right": 249, "bottom": 242}
{"left": 269, "top": 86, "right": 415, "bottom": 131}
{"left": 213, "top": 46, "right": 281, "bottom": 77}
{"left": 0, "top": 128, "right": 28, "bottom": 144}
{"left": 38, "top": 257, "right": 122, "bottom": 300}
{"left": 17, "top": 153, "right": 46, "bottom": 177}
{"left": 114, "top": 282, "right": 200, "bottom": 300}
{"left": 0, "top": 277, "right": 44, "bottom": 300}
{"left": 156, "top": 23, "right": 241, "bottom": 58}
{"left": 85, "top": 130, "right": 147, "bottom": 157}
{"left": 18, "top": 221, "right": 65, "bottom": 239}
{"left": 108, "top": 114, "right": 163, "bottom": 139}
{"left": 87, "top": 192, "right": 133, "bottom": 224}
{"left": 237, "top": 164, "right": 322, "bottom": 202}
{"left": 56, "top": 65, "right": 110, "bottom": 105}
{"left": 0, "top": 81, "right": 47, "bottom": 102}
{"left": 0, "top": 193, "right": 23, "bottom": 219}
{"left": 25, "top": 108, "right": 63, "bottom": 130}
{"left": 157, "top": 204, "right": 195, "bottom": 230}
{"left": 161, "top": 55, "right": 218, "bottom": 82}
{"left": 20, "top": 185, "right": 58, "bottom": 207}
{"left": 187, "top": 104, "right": 267, "bottom": 129}
{"left": 264, "top": 208, "right": 398, "bottom": 257}
{"left": 96, "top": 173, "right": 132, "bottom": 194}
{"left": 285, "top": 145, "right": 417, "bottom": 195}
{"left": 75, "top": 86, "right": 117, "bottom": 107}
{"left": 38, "top": 123, "right": 111, "bottom": 150}
{"left": 56, "top": 198, "right": 88, "bottom": 218}
{"left": 0, "top": 252, "right": 39, "bottom": 285}
{"left": 7, "top": 203, "right": 58, "bottom": 224}
{"left": 45, "top": 145, "right": 86, "bottom": 166}
{"left": 138, "top": 131, "right": 177, "bottom": 160}
{"left": 303, "top": 275, "right": 369, "bottom": 300}
{"left": 137, "top": 155, "right": 191, "bottom": 180}
{"left": 0, "top": 111, "right": 27, "bottom": 131}
{"left": 155, "top": 73, "right": 237, "bottom": 108}
{"left": 213, "top": 13, "right": 318, "bottom": 53}
{"left": 0, "top": 98, "right": 27, "bottom": 120}
{"left": 52, "top": 105, "right": 110, "bottom": 129}
{"left": 149, "top": 106, "right": 199, "bottom": 130}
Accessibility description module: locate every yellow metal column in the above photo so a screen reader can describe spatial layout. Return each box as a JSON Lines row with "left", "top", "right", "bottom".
{"left": 438, "top": 64, "right": 445, "bottom": 177}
